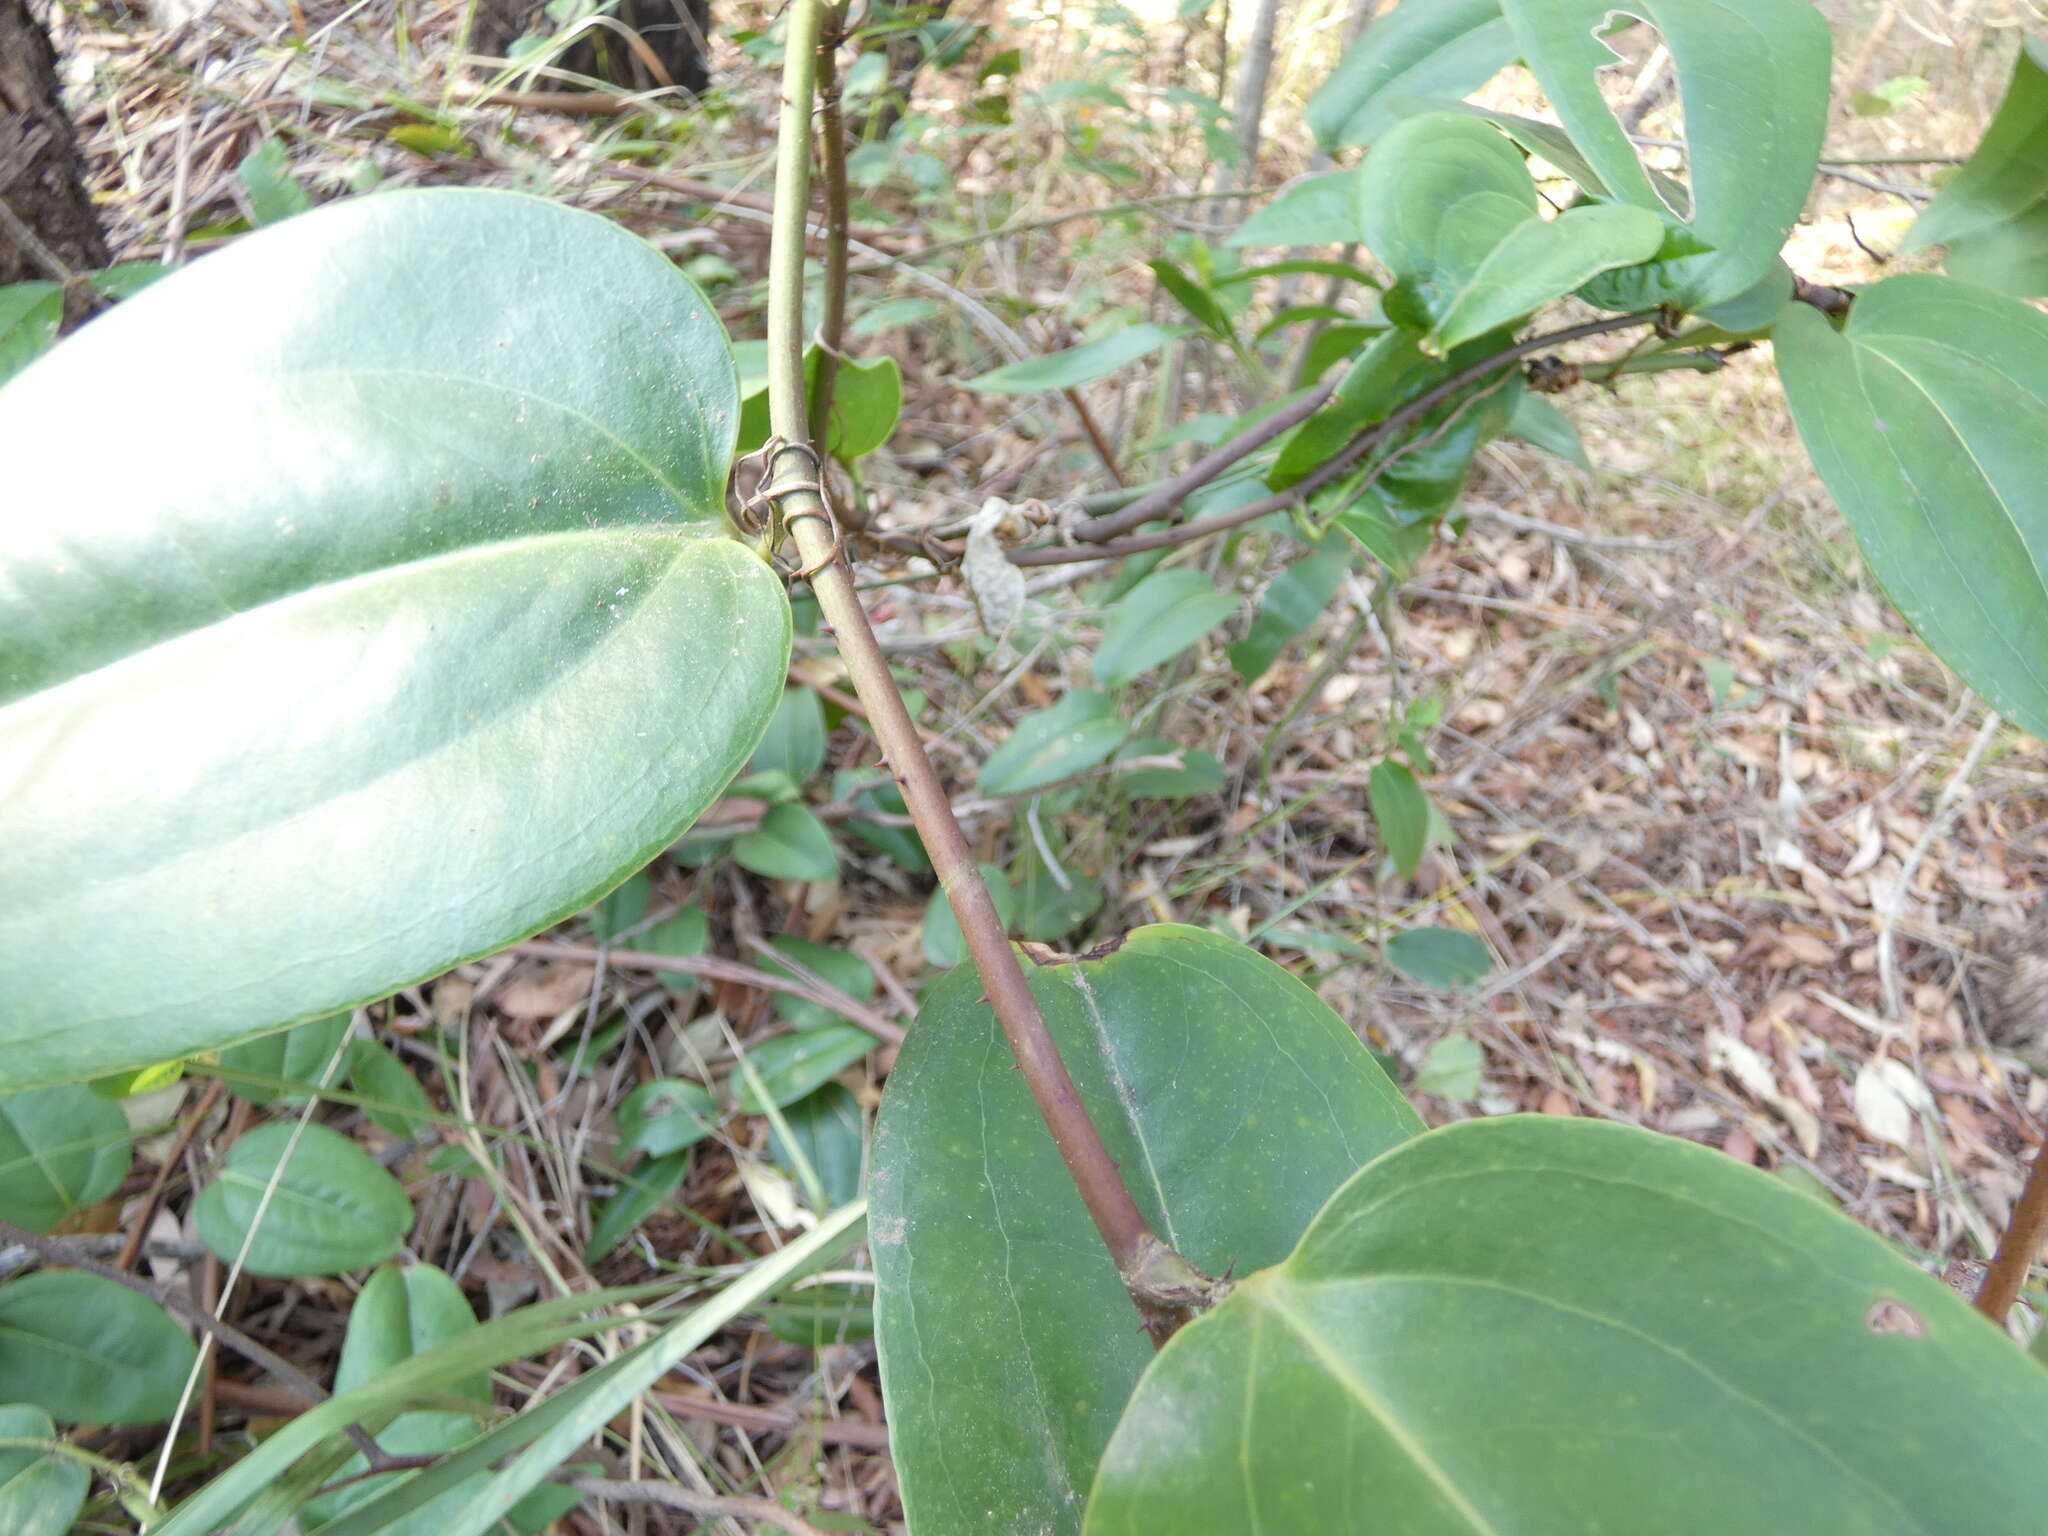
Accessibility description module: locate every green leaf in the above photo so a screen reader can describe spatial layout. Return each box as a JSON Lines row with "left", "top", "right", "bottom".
{"left": 979, "top": 691, "right": 1129, "bottom": 795}
{"left": 1775, "top": 275, "right": 2048, "bottom": 741}
{"left": 617, "top": 1079, "right": 720, "bottom": 1157}
{"left": 1229, "top": 539, "right": 1353, "bottom": 681}
{"left": 1308, "top": 0, "right": 1518, "bottom": 149}
{"left": 1500, "top": 0, "right": 1831, "bottom": 310}
{"left": 0, "top": 1404, "right": 86, "bottom": 1536}
{"left": 0, "top": 283, "right": 61, "bottom": 387}
{"left": 216, "top": 1013, "right": 351, "bottom": 1105}
{"left": 0, "top": 1085, "right": 131, "bottom": 1233}
{"left": 734, "top": 803, "right": 840, "bottom": 882}
{"left": 0, "top": 189, "right": 788, "bottom": 1093}
{"left": 1227, "top": 173, "right": 1357, "bottom": 248}
{"left": 1411, "top": 1031, "right": 1484, "bottom": 1100}
{"left": 1110, "top": 738, "right": 1226, "bottom": 801}
{"left": 733, "top": 1024, "right": 875, "bottom": 1113}
{"left": 768, "top": 1082, "right": 865, "bottom": 1208}
{"left": 0, "top": 1272, "right": 199, "bottom": 1424}
{"left": 587, "top": 869, "right": 652, "bottom": 943}
{"left": 1368, "top": 759, "right": 1430, "bottom": 877}
{"left": 749, "top": 686, "right": 829, "bottom": 780}
{"left": 1900, "top": 38, "right": 2048, "bottom": 297}
{"left": 1148, "top": 259, "right": 1237, "bottom": 346}
{"left": 1088, "top": 1116, "right": 2048, "bottom": 1533}
{"left": 1504, "top": 391, "right": 1589, "bottom": 468}
{"left": 1272, "top": 329, "right": 1437, "bottom": 487}
{"left": 1092, "top": 567, "right": 1239, "bottom": 687}
{"left": 817, "top": 352, "right": 902, "bottom": 460}
{"left": 304, "top": 1263, "right": 488, "bottom": 1536}
{"left": 194, "top": 1122, "right": 413, "bottom": 1276}
{"left": 965, "top": 323, "right": 1194, "bottom": 392}
{"left": 759, "top": 935, "right": 878, "bottom": 1031}
{"left": 347, "top": 1039, "right": 435, "bottom": 1137}
{"left": 1386, "top": 926, "right": 1493, "bottom": 990}
{"left": 873, "top": 927, "right": 1422, "bottom": 1534}
{"left": 924, "top": 864, "right": 1016, "bottom": 969}
{"left": 236, "top": 138, "right": 314, "bottom": 225}
{"left": 584, "top": 1153, "right": 687, "bottom": 1262}
{"left": 1432, "top": 202, "right": 1665, "bottom": 351}
{"left": 635, "top": 906, "right": 711, "bottom": 991}
{"left": 1014, "top": 866, "right": 1108, "bottom": 942}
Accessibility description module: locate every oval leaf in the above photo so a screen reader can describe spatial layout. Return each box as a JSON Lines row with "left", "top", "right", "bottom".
{"left": 1500, "top": 0, "right": 1830, "bottom": 310}
{"left": 733, "top": 803, "right": 840, "bottom": 883}
{"left": 1368, "top": 759, "right": 1431, "bottom": 878}
{"left": 347, "top": 1039, "right": 436, "bottom": 1137}
{"left": 1386, "top": 926, "right": 1493, "bottom": 990}
{"left": 1307, "top": 0, "right": 1518, "bottom": 150}
{"left": 216, "top": 1013, "right": 351, "bottom": 1105}
{"left": 194, "top": 1122, "right": 413, "bottom": 1276}
{"left": 979, "top": 690, "right": 1129, "bottom": 796}
{"left": 733, "top": 1023, "right": 875, "bottom": 1113}
{"left": 923, "top": 863, "right": 1016, "bottom": 969}
{"left": 872, "top": 926, "right": 1422, "bottom": 1535}
{"left": 617, "top": 1079, "right": 720, "bottom": 1157}
{"left": 759, "top": 934, "right": 878, "bottom": 1031}
{"left": 0, "top": 1404, "right": 86, "bottom": 1536}
{"left": 965, "top": 323, "right": 1194, "bottom": 393}
{"left": 0, "top": 1085, "right": 131, "bottom": 1234}
{"left": 1431, "top": 201, "right": 1666, "bottom": 351}
{"left": 1092, "top": 567, "right": 1239, "bottom": 687}
{"left": 1088, "top": 1116, "right": 2048, "bottom": 1532}
{"left": 1776, "top": 276, "right": 2048, "bottom": 741}
{"left": 768, "top": 1082, "right": 866, "bottom": 1209}
{"left": 0, "top": 1271, "right": 199, "bottom": 1424}
{"left": 0, "top": 188, "right": 789, "bottom": 1092}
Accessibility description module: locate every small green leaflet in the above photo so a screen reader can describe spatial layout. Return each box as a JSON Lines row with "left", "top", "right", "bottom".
{"left": 965, "top": 323, "right": 1194, "bottom": 393}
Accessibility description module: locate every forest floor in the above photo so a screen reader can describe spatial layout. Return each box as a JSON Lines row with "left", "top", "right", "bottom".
{"left": 37, "top": 0, "right": 2048, "bottom": 1528}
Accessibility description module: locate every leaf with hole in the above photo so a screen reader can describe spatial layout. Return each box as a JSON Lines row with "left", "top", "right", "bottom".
{"left": 1499, "top": 0, "right": 1830, "bottom": 311}
{"left": 979, "top": 690, "right": 1129, "bottom": 796}
{"left": 0, "top": 1404, "right": 86, "bottom": 1536}
{"left": 1087, "top": 1116, "right": 2048, "bottom": 1532}
{"left": 734, "top": 1025, "right": 875, "bottom": 1114}
{"left": 1900, "top": 38, "right": 2048, "bottom": 297}
{"left": 0, "top": 1272, "right": 199, "bottom": 1424}
{"left": 194, "top": 1122, "right": 413, "bottom": 1276}
{"left": 965, "top": 323, "right": 1194, "bottom": 393}
{"left": 1775, "top": 275, "right": 2048, "bottom": 742}
{"left": 0, "top": 189, "right": 788, "bottom": 1093}
{"left": 734, "top": 803, "right": 840, "bottom": 883}
{"left": 0, "top": 1085, "right": 131, "bottom": 1233}
{"left": 872, "top": 926, "right": 1422, "bottom": 1535}
{"left": 1387, "top": 926, "right": 1494, "bottom": 990}
{"left": 1093, "top": 568, "right": 1239, "bottom": 687}
{"left": 1308, "top": 0, "right": 1518, "bottom": 149}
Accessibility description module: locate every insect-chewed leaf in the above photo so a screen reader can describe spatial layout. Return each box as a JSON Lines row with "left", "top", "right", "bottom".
{"left": 0, "top": 189, "right": 789, "bottom": 1090}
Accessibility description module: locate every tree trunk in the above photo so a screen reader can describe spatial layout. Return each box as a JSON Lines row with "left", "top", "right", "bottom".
{"left": 472, "top": 0, "right": 712, "bottom": 96}
{"left": 0, "top": 0, "right": 108, "bottom": 286}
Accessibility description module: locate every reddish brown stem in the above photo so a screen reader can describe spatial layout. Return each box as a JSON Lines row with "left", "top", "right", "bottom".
{"left": 1979, "top": 1143, "right": 2048, "bottom": 1325}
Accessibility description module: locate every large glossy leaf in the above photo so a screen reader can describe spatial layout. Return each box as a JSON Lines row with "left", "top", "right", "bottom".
{"left": 872, "top": 926, "right": 1422, "bottom": 1535}
{"left": 0, "top": 1404, "right": 86, "bottom": 1536}
{"left": 0, "top": 1272, "right": 200, "bottom": 1424}
{"left": 1308, "top": 0, "right": 1518, "bottom": 149}
{"left": 1775, "top": 275, "right": 2048, "bottom": 741}
{"left": 1087, "top": 1116, "right": 2048, "bottom": 1532}
{"left": 0, "top": 188, "right": 788, "bottom": 1092}
{"left": 194, "top": 1122, "right": 414, "bottom": 1275}
{"left": 1500, "top": 0, "right": 1830, "bottom": 311}
{"left": 0, "top": 1084, "right": 131, "bottom": 1233}
{"left": 1899, "top": 37, "right": 2048, "bottom": 297}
